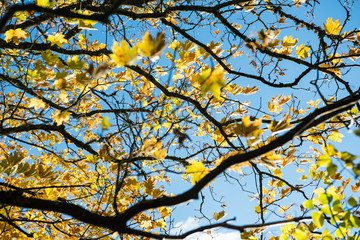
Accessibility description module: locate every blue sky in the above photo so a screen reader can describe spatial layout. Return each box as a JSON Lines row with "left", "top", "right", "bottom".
{"left": 151, "top": 1, "right": 360, "bottom": 239}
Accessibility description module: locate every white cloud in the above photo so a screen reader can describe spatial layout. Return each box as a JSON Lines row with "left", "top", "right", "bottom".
{"left": 167, "top": 217, "right": 241, "bottom": 240}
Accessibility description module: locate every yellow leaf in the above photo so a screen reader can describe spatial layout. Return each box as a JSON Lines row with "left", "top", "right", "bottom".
{"left": 268, "top": 95, "right": 291, "bottom": 113}
{"left": 44, "top": 188, "right": 58, "bottom": 201}
{"left": 242, "top": 116, "right": 251, "bottom": 128}
{"left": 197, "top": 67, "right": 226, "bottom": 100}
{"left": 185, "top": 160, "right": 209, "bottom": 184}
{"left": 138, "top": 32, "right": 167, "bottom": 61}
{"left": 255, "top": 205, "right": 266, "bottom": 214}
{"left": 330, "top": 53, "right": 343, "bottom": 65}
{"left": 29, "top": 98, "right": 46, "bottom": 110}
{"left": 47, "top": 33, "right": 68, "bottom": 47}
{"left": 77, "top": 10, "right": 97, "bottom": 30}
{"left": 110, "top": 40, "right": 139, "bottom": 67}
{"left": 348, "top": 48, "right": 360, "bottom": 62}
{"left": 141, "top": 137, "right": 163, "bottom": 156}
{"left": 324, "top": 18, "right": 342, "bottom": 35}
{"left": 257, "top": 151, "right": 282, "bottom": 168}
{"left": 153, "top": 148, "right": 167, "bottom": 160}
{"left": 320, "top": 63, "right": 341, "bottom": 77}
{"left": 156, "top": 219, "right": 167, "bottom": 230}
{"left": 328, "top": 131, "right": 343, "bottom": 142}
{"left": 273, "top": 46, "right": 292, "bottom": 55}
{"left": 101, "top": 117, "right": 112, "bottom": 130}
{"left": 37, "top": 0, "right": 51, "bottom": 7}
{"left": 273, "top": 168, "right": 282, "bottom": 177}
{"left": 234, "top": 117, "right": 264, "bottom": 139}
{"left": 281, "top": 35, "right": 298, "bottom": 48}
{"left": 54, "top": 78, "right": 67, "bottom": 89}
{"left": 53, "top": 111, "right": 71, "bottom": 125}
{"left": 295, "top": 44, "right": 310, "bottom": 59}
{"left": 144, "top": 178, "right": 155, "bottom": 195}
{"left": 307, "top": 99, "right": 321, "bottom": 108}
{"left": 213, "top": 210, "right": 226, "bottom": 221}
{"left": 322, "top": 144, "right": 337, "bottom": 157}
{"left": 268, "top": 115, "right": 294, "bottom": 134}
{"left": 158, "top": 207, "right": 171, "bottom": 218}
{"left": 292, "top": 228, "right": 307, "bottom": 240}
{"left": 41, "top": 50, "right": 59, "bottom": 66}
{"left": 4, "top": 28, "right": 28, "bottom": 45}
{"left": 169, "top": 39, "right": 181, "bottom": 51}
{"left": 245, "top": 0, "right": 258, "bottom": 12}
{"left": 75, "top": 72, "right": 92, "bottom": 85}
{"left": 67, "top": 55, "right": 86, "bottom": 70}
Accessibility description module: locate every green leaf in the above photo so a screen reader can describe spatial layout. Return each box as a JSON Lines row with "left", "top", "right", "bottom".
{"left": 350, "top": 215, "right": 360, "bottom": 228}
{"left": 351, "top": 106, "right": 359, "bottom": 115}
{"left": 6, "top": 151, "right": 24, "bottom": 166}
{"left": 198, "top": 67, "right": 226, "bottom": 100}
{"left": 348, "top": 197, "right": 358, "bottom": 207}
{"left": 335, "top": 227, "right": 347, "bottom": 238}
{"left": 354, "top": 128, "right": 360, "bottom": 137}
{"left": 41, "top": 50, "right": 59, "bottom": 66}
{"left": 324, "top": 144, "right": 337, "bottom": 156}
{"left": 303, "top": 199, "right": 314, "bottom": 209}
{"left": 322, "top": 204, "right": 331, "bottom": 215}
{"left": 340, "top": 152, "right": 357, "bottom": 162}
{"left": 292, "top": 228, "right": 307, "bottom": 240}
{"left": 317, "top": 155, "right": 331, "bottom": 167}
{"left": 312, "top": 211, "right": 324, "bottom": 228}
{"left": 101, "top": 117, "right": 112, "bottom": 130}
{"left": 67, "top": 56, "right": 86, "bottom": 70}
{"left": 326, "top": 162, "right": 337, "bottom": 176}
{"left": 319, "top": 193, "right": 333, "bottom": 204}
{"left": 322, "top": 229, "right": 334, "bottom": 240}
{"left": 332, "top": 199, "right": 343, "bottom": 213}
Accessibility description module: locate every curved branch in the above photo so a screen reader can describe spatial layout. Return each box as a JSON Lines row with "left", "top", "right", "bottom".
{"left": 0, "top": 124, "right": 97, "bottom": 155}
{"left": 0, "top": 3, "right": 109, "bottom": 33}
{"left": 0, "top": 190, "right": 122, "bottom": 231}
{"left": 118, "top": 92, "right": 360, "bottom": 221}
{"left": 0, "top": 39, "right": 110, "bottom": 56}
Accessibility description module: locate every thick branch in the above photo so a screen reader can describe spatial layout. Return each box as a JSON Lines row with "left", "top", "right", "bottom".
{"left": 0, "top": 124, "right": 97, "bottom": 155}
{"left": 0, "top": 191, "right": 121, "bottom": 231}
{"left": 119, "top": 93, "right": 360, "bottom": 221}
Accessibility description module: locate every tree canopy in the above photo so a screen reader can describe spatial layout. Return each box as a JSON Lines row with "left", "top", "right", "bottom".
{"left": 1, "top": 0, "right": 360, "bottom": 239}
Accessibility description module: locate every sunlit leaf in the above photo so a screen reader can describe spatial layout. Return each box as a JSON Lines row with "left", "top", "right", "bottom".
{"left": 138, "top": 32, "right": 167, "bottom": 61}
{"left": 185, "top": 160, "right": 209, "bottom": 184}
{"left": 36, "top": 0, "right": 52, "bottom": 7}
{"left": 213, "top": 210, "right": 226, "bottom": 221}
{"left": 303, "top": 199, "right": 314, "bottom": 209}
{"left": 281, "top": 35, "right": 298, "bottom": 48}
{"left": 292, "top": 228, "right": 307, "bottom": 240}
{"left": 319, "top": 193, "right": 333, "bottom": 204}
{"left": 324, "top": 18, "right": 342, "bottom": 35}
{"left": 53, "top": 111, "right": 71, "bottom": 125}
{"left": 312, "top": 211, "right": 324, "bottom": 228}
{"left": 47, "top": 33, "right": 68, "bottom": 47}
{"left": 348, "top": 197, "right": 358, "bottom": 207}
{"left": 110, "top": 40, "right": 139, "bottom": 67}
{"left": 101, "top": 117, "right": 112, "bottom": 130}
{"left": 4, "top": 28, "right": 28, "bottom": 45}
{"left": 29, "top": 98, "right": 46, "bottom": 110}
{"left": 296, "top": 44, "right": 310, "bottom": 59}
{"left": 197, "top": 67, "right": 226, "bottom": 100}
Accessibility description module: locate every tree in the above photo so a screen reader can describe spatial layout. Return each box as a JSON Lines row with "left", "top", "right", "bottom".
{"left": 0, "top": 0, "right": 360, "bottom": 239}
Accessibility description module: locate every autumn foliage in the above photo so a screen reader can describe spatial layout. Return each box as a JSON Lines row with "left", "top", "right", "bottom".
{"left": 1, "top": 0, "right": 360, "bottom": 239}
